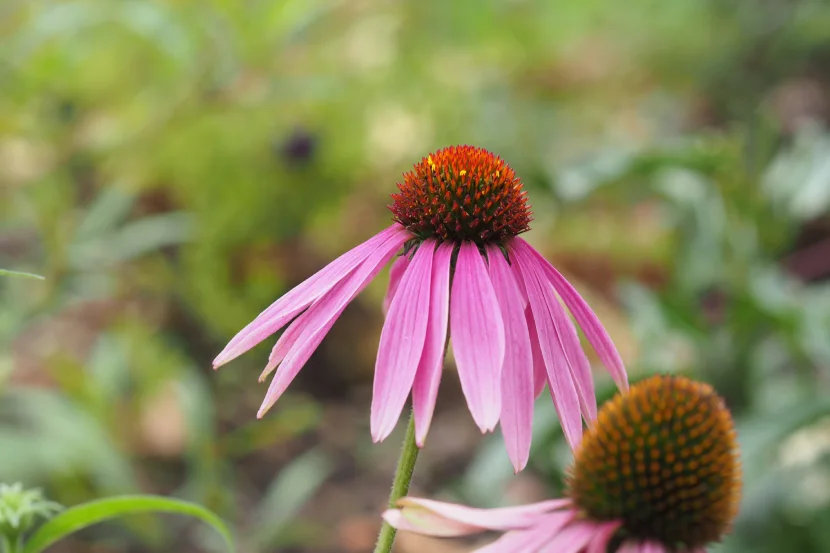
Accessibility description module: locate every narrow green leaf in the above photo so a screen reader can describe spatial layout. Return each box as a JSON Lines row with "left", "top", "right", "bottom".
{"left": 0, "top": 269, "right": 44, "bottom": 280}
{"left": 21, "top": 496, "right": 234, "bottom": 553}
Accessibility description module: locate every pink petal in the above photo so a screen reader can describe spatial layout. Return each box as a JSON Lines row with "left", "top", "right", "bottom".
{"left": 511, "top": 240, "right": 596, "bottom": 423}
{"left": 257, "top": 230, "right": 408, "bottom": 416}
{"left": 487, "top": 244, "right": 534, "bottom": 472}
{"left": 371, "top": 242, "right": 435, "bottom": 442}
{"left": 510, "top": 242, "right": 583, "bottom": 451}
{"left": 451, "top": 242, "right": 505, "bottom": 432}
{"left": 517, "top": 237, "right": 628, "bottom": 391}
{"left": 383, "top": 254, "right": 409, "bottom": 314}
{"left": 526, "top": 309, "right": 548, "bottom": 398}
{"left": 640, "top": 542, "right": 670, "bottom": 553}
{"left": 382, "top": 508, "right": 481, "bottom": 538}
{"left": 537, "top": 520, "right": 596, "bottom": 553}
{"left": 412, "top": 242, "right": 453, "bottom": 446}
{"left": 473, "top": 512, "right": 574, "bottom": 553}
{"left": 214, "top": 224, "right": 408, "bottom": 367}
{"left": 258, "top": 305, "right": 313, "bottom": 381}
{"left": 615, "top": 544, "right": 643, "bottom": 553}
{"left": 394, "top": 497, "right": 571, "bottom": 532}
{"left": 585, "top": 521, "right": 621, "bottom": 553}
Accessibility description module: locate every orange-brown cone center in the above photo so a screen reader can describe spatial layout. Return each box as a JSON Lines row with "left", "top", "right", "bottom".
{"left": 389, "top": 145, "right": 532, "bottom": 244}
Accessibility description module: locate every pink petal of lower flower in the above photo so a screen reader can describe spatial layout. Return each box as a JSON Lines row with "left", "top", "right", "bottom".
{"left": 537, "top": 520, "right": 596, "bottom": 553}
{"left": 639, "top": 542, "right": 670, "bottom": 553}
{"left": 412, "top": 242, "right": 453, "bottom": 446}
{"left": 257, "top": 230, "right": 408, "bottom": 416}
{"left": 371, "top": 243, "right": 435, "bottom": 442}
{"left": 517, "top": 237, "right": 628, "bottom": 391}
{"left": 510, "top": 242, "right": 582, "bottom": 451}
{"left": 488, "top": 245, "right": 534, "bottom": 472}
{"left": 395, "top": 497, "right": 570, "bottom": 532}
{"left": 585, "top": 521, "right": 622, "bottom": 553}
{"left": 383, "top": 254, "right": 409, "bottom": 314}
{"left": 451, "top": 242, "right": 505, "bottom": 432}
{"left": 473, "top": 512, "right": 574, "bottom": 553}
{"left": 382, "top": 508, "right": 481, "bottom": 538}
{"left": 214, "top": 224, "right": 408, "bottom": 368}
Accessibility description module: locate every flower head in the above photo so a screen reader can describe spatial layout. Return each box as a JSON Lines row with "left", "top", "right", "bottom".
{"left": 384, "top": 375, "right": 742, "bottom": 552}
{"left": 390, "top": 145, "right": 531, "bottom": 243}
{"left": 213, "top": 145, "right": 627, "bottom": 471}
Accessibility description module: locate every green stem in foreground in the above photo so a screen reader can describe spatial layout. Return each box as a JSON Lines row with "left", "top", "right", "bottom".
{"left": 373, "top": 410, "right": 420, "bottom": 553}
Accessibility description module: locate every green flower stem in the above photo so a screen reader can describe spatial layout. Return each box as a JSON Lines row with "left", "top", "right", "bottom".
{"left": 373, "top": 409, "right": 420, "bottom": 553}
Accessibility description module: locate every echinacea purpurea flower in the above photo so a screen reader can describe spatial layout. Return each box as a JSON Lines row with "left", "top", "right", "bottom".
{"left": 385, "top": 375, "right": 742, "bottom": 552}
{"left": 213, "top": 145, "right": 628, "bottom": 471}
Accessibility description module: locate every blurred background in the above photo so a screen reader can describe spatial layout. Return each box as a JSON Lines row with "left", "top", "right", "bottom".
{"left": 2, "top": 0, "right": 830, "bottom": 551}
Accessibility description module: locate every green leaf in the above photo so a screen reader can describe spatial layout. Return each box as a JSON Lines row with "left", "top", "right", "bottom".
{"left": 21, "top": 496, "right": 234, "bottom": 553}
{"left": 0, "top": 269, "right": 44, "bottom": 280}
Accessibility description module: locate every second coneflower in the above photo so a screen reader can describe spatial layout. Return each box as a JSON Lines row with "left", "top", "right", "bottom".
{"left": 213, "top": 145, "right": 627, "bottom": 471}
{"left": 385, "top": 375, "right": 743, "bottom": 553}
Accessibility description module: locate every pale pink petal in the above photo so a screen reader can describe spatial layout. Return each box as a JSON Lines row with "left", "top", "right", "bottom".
{"left": 258, "top": 306, "right": 313, "bottom": 381}
{"left": 537, "top": 520, "right": 596, "bottom": 553}
{"left": 585, "top": 521, "right": 621, "bottom": 553}
{"left": 615, "top": 544, "right": 642, "bottom": 553}
{"left": 525, "top": 308, "right": 548, "bottom": 398}
{"left": 487, "top": 244, "right": 534, "bottom": 472}
{"left": 511, "top": 242, "right": 583, "bottom": 450}
{"left": 451, "top": 242, "right": 505, "bottom": 432}
{"left": 371, "top": 242, "right": 435, "bottom": 442}
{"left": 395, "top": 497, "right": 571, "bottom": 532}
{"left": 474, "top": 512, "right": 574, "bottom": 553}
{"left": 257, "top": 230, "right": 408, "bottom": 416}
{"left": 383, "top": 254, "right": 409, "bottom": 314}
{"left": 382, "top": 508, "right": 481, "bottom": 538}
{"left": 640, "top": 542, "right": 670, "bottom": 553}
{"left": 214, "top": 224, "right": 408, "bottom": 367}
{"left": 517, "top": 237, "right": 628, "bottom": 391}
{"left": 412, "top": 242, "right": 453, "bottom": 446}
{"left": 512, "top": 240, "right": 597, "bottom": 423}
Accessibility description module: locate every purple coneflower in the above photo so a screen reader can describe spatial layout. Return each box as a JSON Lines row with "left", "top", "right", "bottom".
{"left": 384, "top": 375, "right": 742, "bottom": 553}
{"left": 213, "top": 145, "right": 627, "bottom": 470}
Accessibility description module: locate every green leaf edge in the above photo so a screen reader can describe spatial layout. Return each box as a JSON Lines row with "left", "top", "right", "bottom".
{"left": 0, "top": 269, "right": 45, "bottom": 280}
{"left": 21, "top": 495, "right": 234, "bottom": 553}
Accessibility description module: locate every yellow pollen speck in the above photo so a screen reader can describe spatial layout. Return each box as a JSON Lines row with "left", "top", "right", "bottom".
{"left": 459, "top": 169, "right": 467, "bottom": 176}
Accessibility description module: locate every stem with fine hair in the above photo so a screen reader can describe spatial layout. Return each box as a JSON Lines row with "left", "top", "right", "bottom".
{"left": 373, "top": 409, "right": 420, "bottom": 553}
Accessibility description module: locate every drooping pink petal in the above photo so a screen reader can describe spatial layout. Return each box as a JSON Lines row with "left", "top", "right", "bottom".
{"left": 526, "top": 309, "right": 548, "bottom": 398}
{"left": 394, "top": 497, "right": 570, "bottom": 532}
{"left": 371, "top": 242, "right": 435, "bottom": 442}
{"left": 585, "top": 521, "right": 622, "bottom": 553}
{"left": 381, "top": 508, "right": 481, "bottom": 538}
{"left": 259, "top": 305, "right": 314, "bottom": 381}
{"left": 510, "top": 242, "right": 582, "bottom": 451}
{"left": 214, "top": 224, "right": 408, "bottom": 368}
{"left": 487, "top": 244, "right": 534, "bottom": 472}
{"left": 451, "top": 242, "right": 505, "bottom": 432}
{"left": 639, "top": 542, "right": 669, "bottom": 553}
{"left": 257, "top": 230, "right": 408, "bottom": 416}
{"left": 473, "top": 512, "right": 574, "bottom": 553}
{"left": 412, "top": 242, "right": 453, "bottom": 446}
{"left": 383, "top": 254, "right": 409, "bottom": 314}
{"left": 512, "top": 239, "right": 597, "bottom": 423}
{"left": 517, "top": 237, "right": 628, "bottom": 391}
{"left": 537, "top": 520, "right": 596, "bottom": 553}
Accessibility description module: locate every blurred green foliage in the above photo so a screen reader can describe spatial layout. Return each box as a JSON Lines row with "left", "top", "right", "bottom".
{"left": 2, "top": 0, "right": 830, "bottom": 552}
